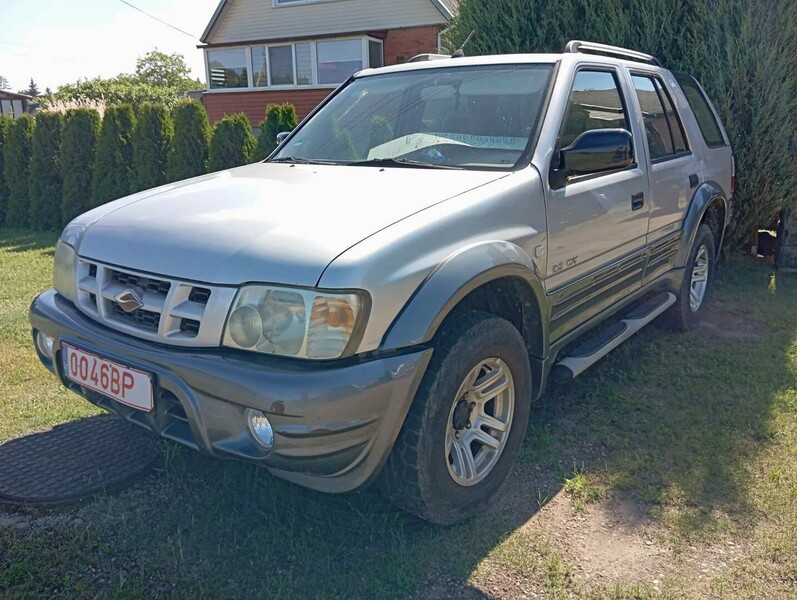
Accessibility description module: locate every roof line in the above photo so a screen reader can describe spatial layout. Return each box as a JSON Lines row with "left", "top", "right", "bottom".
{"left": 201, "top": 0, "right": 228, "bottom": 43}
{"left": 201, "top": 0, "right": 456, "bottom": 44}
{"left": 430, "top": 0, "right": 455, "bottom": 19}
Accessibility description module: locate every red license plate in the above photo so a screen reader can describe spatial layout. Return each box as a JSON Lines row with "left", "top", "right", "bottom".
{"left": 62, "top": 343, "right": 153, "bottom": 411}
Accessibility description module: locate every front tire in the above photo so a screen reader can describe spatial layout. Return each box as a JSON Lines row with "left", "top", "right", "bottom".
{"left": 665, "top": 223, "right": 716, "bottom": 331}
{"left": 380, "top": 311, "right": 531, "bottom": 524}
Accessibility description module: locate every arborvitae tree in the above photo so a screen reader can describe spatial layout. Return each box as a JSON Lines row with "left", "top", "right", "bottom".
{"left": 0, "top": 115, "right": 12, "bottom": 225}
{"left": 61, "top": 108, "right": 101, "bottom": 224}
{"left": 28, "top": 112, "right": 63, "bottom": 230}
{"left": 254, "top": 103, "right": 298, "bottom": 161}
{"left": 449, "top": 0, "right": 797, "bottom": 246}
{"left": 208, "top": 113, "right": 256, "bottom": 172}
{"left": 131, "top": 103, "right": 173, "bottom": 193}
{"left": 168, "top": 100, "right": 211, "bottom": 182}
{"left": 3, "top": 114, "right": 35, "bottom": 228}
{"left": 92, "top": 105, "right": 135, "bottom": 206}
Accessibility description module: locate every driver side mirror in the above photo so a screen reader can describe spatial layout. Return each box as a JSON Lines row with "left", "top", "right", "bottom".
{"left": 550, "top": 129, "right": 633, "bottom": 188}
{"left": 276, "top": 131, "right": 292, "bottom": 145}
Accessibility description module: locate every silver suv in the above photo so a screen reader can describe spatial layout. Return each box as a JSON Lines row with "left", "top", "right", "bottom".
{"left": 31, "top": 41, "right": 733, "bottom": 524}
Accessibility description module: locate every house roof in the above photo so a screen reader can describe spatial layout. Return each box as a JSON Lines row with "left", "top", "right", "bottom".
{"left": 0, "top": 90, "right": 32, "bottom": 101}
{"left": 200, "top": 0, "right": 458, "bottom": 43}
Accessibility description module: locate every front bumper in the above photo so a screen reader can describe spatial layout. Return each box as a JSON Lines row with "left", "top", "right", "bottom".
{"left": 30, "top": 290, "right": 432, "bottom": 493}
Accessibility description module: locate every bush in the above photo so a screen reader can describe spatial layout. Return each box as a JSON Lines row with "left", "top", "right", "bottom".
{"left": 28, "top": 112, "right": 64, "bottom": 231}
{"left": 168, "top": 100, "right": 210, "bottom": 182}
{"left": 208, "top": 113, "right": 256, "bottom": 172}
{"left": 92, "top": 105, "right": 136, "bottom": 206}
{"left": 254, "top": 103, "right": 298, "bottom": 161}
{"left": 0, "top": 115, "right": 12, "bottom": 225}
{"left": 131, "top": 104, "right": 173, "bottom": 193}
{"left": 449, "top": 0, "right": 797, "bottom": 246}
{"left": 3, "top": 115, "right": 35, "bottom": 228}
{"left": 61, "top": 108, "right": 101, "bottom": 224}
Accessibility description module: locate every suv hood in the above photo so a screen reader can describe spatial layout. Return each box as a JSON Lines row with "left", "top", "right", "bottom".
{"left": 77, "top": 162, "right": 507, "bottom": 286}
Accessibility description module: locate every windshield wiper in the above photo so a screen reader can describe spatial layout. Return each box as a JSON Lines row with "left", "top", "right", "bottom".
{"left": 269, "top": 157, "right": 339, "bottom": 165}
{"left": 344, "top": 158, "right": 464, "bottom": 170}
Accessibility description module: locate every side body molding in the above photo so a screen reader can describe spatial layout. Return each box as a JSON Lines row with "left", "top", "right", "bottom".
{"left": 382, "top": 241, "right": 548, "bottom": 357}
{"left": 675, "top": 181, "right": 729, "bottom": 266}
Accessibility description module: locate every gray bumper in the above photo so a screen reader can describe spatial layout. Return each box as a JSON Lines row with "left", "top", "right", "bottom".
{"left": 30, "top": 290, "right": 432, "bottom": 493}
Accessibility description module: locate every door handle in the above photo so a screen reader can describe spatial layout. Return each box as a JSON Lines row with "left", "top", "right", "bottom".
{"left": 631, "top": 192, "right": 645, "bottom": 211}
{"left": 689, "top": 173, "right": 699, "bottom": 189}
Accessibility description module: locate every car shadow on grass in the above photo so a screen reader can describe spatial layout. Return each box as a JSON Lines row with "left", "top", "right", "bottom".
{"left": 1, "top": 258, "right": 794, "bottom": 599}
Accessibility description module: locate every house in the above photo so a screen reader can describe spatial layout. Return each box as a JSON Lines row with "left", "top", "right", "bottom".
{"left": 0, "top": 91, "right": 33, "bottom": 119}
{"left": 199, "top": 0, "right": 458, "bottom": 126}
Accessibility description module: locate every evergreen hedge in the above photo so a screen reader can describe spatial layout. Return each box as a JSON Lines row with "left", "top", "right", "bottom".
{"left": 3, "top": 115, "right": 35, "bottom": 228}
{"left": 61, "top": 108, "right": 101, "bottom": 225}
{"left": 92, "top": 105, "right": 136, "bottom": 206}
{"left": 0, "top": 116, "right": 11, "bottom": 225}
{"left": 448, "top": 0, "right": 797, "bottom": 246}
{"left": 254, "top": 103, "right": 298, "bottom": 161}
{"left": 131, "top": 104, "right": 173, "bottom": 193}
{"left": 168, "top": 100, "right": 211, "bottom": 182}
{"left": 28, "top": 112, "right": 63, "bottom": 231}
{"left": 208, "top": 113, "right": 256, "bottom": 172}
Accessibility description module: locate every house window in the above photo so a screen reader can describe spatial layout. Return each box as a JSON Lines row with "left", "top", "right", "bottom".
{"left": 295, "top": 43, "right": 313, "bottom": 85}
{"left": 317, "top": 39, "right": 363, "bottom": 85}
{"left": 251, "top": 46, "right": 269, "bottom": 87}
{"left": 368, "top": 39, "right": 384, "bottom": 69}
{"left": 269, "top": 45, "right": 295, "bottom": 85}
{"left": 208, "top": 48, "right": 248, "bottom": 89}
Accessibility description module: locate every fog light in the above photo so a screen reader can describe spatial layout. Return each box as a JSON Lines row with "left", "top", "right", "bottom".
{"left": 36, "top": 330, "right": 54, "bottom": 359}
{"left": 246, "top": 408, "right": 274, "bottom": 451}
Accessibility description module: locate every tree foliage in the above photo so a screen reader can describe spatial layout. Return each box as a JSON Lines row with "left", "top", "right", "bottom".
{"left": 0, "top": 75, "right": 10, "bottom": 91}
{"left": 209, "top": 114, "right": 256, "bottom": 172}
{"left": 254, "top": 103, "right": 298, "bottom": 161}
{"left": 45, "top": 50, "right": 200, "bottom": 110}
{"left": 28, "top": 112, "right": 63, "bottom": 230}
{"left": 0, "top": 116, "right": 12, "bottom": 224}
{"left": 61, "top": 108, "right": 101, "bottom": 224}
{"left": 92, "top": 105, "right": 136, "bottom": 206}
{"left": 448, "top": 0, "right": 797, "bottom": 245}
{"left": 20, "top": 78, "right": 40, "bottom": 97}
{"left": 3, "top": 114, "right": 34, "bottom": 228}
{"left": 131, "top": 104, "right": 173, "bottom": 193}
{"left": 168, "top": 100, "right": 211, "bottom": 182}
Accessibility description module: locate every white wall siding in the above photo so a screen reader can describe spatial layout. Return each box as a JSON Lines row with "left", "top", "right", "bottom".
{"left": 208, "top": 0, "right": 447, "bottom": 44}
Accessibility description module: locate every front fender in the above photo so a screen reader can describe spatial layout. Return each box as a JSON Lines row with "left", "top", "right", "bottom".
{"left": 676, "top": 181, "right": 728, "bottom": 264}
{"left": 382, "top": 241, "right": 548, "bottom": 355}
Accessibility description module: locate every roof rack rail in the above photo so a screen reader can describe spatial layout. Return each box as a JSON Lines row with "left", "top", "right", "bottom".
{"left": 564, "top": 40, "right": 661, "bottom": 66}
{"left": 407, "top": 53, "right": 452, "bottom": 63}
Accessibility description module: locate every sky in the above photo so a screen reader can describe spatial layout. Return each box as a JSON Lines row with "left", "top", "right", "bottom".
{"left": 0, "top": 0, "right": 221, "bottom": 92}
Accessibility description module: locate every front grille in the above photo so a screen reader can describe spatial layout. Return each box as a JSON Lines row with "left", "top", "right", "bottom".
{"left": 111, "top": 303, "right": 161, "bottom": 332}
{"left": 111, "top": 270, "right": 171, "bottom": 297}
{"left": 73, "top": 260, "right": 237, "bottom": 347}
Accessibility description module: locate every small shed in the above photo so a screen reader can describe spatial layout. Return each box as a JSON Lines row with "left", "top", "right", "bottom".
{"left": 0, "top": 91, "right": 33, "bottom": 119}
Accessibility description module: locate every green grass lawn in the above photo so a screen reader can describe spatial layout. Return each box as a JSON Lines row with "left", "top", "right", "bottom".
{"left": 1, "top": 228, "right": 796, "bottom": 599}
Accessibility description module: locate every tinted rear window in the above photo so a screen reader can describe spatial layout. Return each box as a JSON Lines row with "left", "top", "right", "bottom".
{"left": 674, "top": 74, "right": 726, "bottom": 148}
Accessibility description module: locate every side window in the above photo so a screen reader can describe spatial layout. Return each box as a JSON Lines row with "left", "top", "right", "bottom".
{"left": 631, "top": 74, "right": 689, "bottom": 160}
{"left": 674, "top": 73, "right": 726, "bottom": 148}
{"left": 560, "top": 70, "right": 631, "bottom": 149}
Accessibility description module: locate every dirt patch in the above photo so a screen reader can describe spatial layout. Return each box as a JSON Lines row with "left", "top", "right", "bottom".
{"left": 697, "top": 299, "right": 765, "bottom": 342}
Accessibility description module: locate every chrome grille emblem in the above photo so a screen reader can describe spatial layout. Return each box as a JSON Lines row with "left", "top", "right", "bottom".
{"left": 114, "top": 289, "right": 144, "bottom": 313}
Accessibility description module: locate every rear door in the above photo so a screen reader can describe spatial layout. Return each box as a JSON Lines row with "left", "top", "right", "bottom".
{"left": 626, "top": 68, "right": 696, "bottom": 283}
{"left": 545, "top": 65, "right": 650, "bottom": 340}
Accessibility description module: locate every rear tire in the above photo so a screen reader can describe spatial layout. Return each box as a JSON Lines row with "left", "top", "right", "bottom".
{"left": 380, "top": 311, "right": 531, "bottom": 525}
{"left": 665, "top": 223, "right": 716, "bottom": 331}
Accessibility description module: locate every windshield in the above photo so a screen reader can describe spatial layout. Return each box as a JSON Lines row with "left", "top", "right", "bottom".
{"left": 273, "top": 64, "right": 553, "bottom": 170}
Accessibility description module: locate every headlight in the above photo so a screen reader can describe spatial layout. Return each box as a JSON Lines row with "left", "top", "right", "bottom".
{"left": 53, "top": 240, "right": 78, "bottom": 303}
{"left": 223, "top": 286, "right": 367, "bottom": 359}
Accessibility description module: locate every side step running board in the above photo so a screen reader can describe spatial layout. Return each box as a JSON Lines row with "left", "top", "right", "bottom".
{"left": 551, "top": 292, "right": 677, "bottom": 383}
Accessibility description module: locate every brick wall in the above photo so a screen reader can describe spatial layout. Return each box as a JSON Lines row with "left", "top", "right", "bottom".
{"left": 384, "top": 25, "right": 441, "bottom": 64}
{"left": 203, "top": 25, "right": 443, "bottom": 126}
{"left": 204, "top": 88, "right": 333, "bottom": 126}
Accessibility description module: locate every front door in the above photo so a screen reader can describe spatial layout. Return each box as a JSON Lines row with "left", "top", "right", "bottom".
{"left": 545, "top": 67, "right": 650, "bottom": 340}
